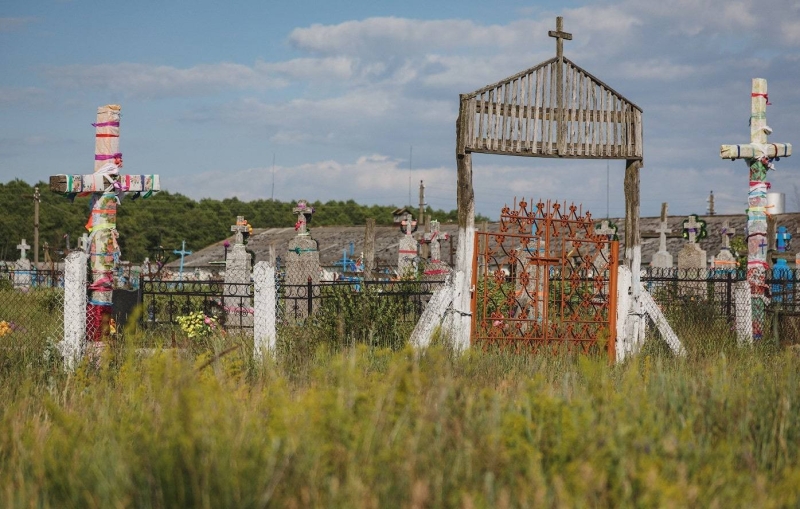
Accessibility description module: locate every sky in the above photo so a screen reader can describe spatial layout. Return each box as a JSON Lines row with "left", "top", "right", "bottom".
{"left": 2, "top": 0, "right": 800, "bottom": 221}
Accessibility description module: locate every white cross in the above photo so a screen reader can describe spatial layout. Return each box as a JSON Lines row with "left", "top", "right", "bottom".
{"left": 594, "top": 220, "right": 616, "bottom": 261}
{"left": 655, "top": 202, "right": 671, "bottom": 252}
{"left": 403, "top": 213, "right": 414, "bottom": 236}
{"left": 683, "top": 215, "right": 702, "bottom": 244}
{"left": 231, "top": 216, "right": 248, "bottom": 244}
{"left": 720, "top": 221, "right": 735, "bottom": 250}
{"left": 16, "top": 239, "right": 30, "bottom": 260}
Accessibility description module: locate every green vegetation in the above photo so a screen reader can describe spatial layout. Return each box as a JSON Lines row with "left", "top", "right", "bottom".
{"left": 0, "top": 179, "right": 486, "bottom": 263}
{"left": 2, "top": 300, "right": 800, "bottom": 506}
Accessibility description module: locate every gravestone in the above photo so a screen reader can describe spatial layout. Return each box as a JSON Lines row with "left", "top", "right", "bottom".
{"left": 422, "top": 220, "right": 451, "bottom": 279}
{"left": 285, "top": 201, "right": 321, "bottom": 319}
{"left": 13, "top": 239, "right": 32, "bottom": 289}
{"left": 677, "top": 215, "right": 707, "bottom": 296}
{"left": 397, "top": 214, "right": 418, "bottom": 277}
{"left": 650, "top": 203, "right": 673, "bottom": 269}
{"left": 714, "top": 221, "right": 737, "bottom": 270}
{"left": 224, "top": 216, "right": 254, "bottom": 332}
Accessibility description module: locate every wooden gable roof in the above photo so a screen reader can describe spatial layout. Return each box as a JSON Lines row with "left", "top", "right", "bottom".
{"left": 458, "top": 56, "right": 642, "bottom": 160}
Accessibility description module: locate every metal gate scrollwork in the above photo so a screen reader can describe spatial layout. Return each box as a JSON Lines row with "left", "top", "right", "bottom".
{"left": 471, "top": 199, "right": 619, "bottom": 361}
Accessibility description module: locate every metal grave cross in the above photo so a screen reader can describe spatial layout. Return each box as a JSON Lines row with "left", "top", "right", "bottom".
{"left": 231, "top": 216, "right": 249, "bottom": 244}
{"left": 173, "top": 240, "right": 192, "bottom": 282}
{"left": 49, "top": 105, "right": 160, "bottom": 340}
{"left": 720, "top": 221, "right": 735, "bottom": 251}
{"left": 683, "top": 215, "right": 703, "bottom": 244}
{"left": 16, "top": 239, "right": 30, "bottom": 261}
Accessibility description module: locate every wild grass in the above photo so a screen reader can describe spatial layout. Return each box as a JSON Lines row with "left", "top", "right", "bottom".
{"left": 1, "top": 316, "right": 800, "bottom": 507}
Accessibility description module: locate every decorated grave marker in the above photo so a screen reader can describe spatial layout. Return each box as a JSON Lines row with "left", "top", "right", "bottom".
{"left": 720, "top": 78, "right": 792, "bottom": 340}
{"left": 397, "top": 213, "right": 419, "bottom": 277}
{"left": 713, "top": 221, "right": 737, "bottom": 270}
{"left": 286, "top": 201, "right": 321, "bottom": 319}
{"left": 224, "top": 216, "right": 254, "bottom": 331}
{"left": 421, "top": 219, "right": 451, "bottom": 278}
{"left": 677, "top": 214, "right": 708, "bottom": 296}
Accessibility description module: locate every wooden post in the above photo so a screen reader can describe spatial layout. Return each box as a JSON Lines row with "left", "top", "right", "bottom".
{"left": 33, "top": 186, "right": 40, "bottom": 266}
{"left": 548, "top": 16, "right": 572, "bottom": 156}
{"left": 624, "top": 159, "right": 642, "bottom": 268}
{"left": 363, "top": 218, "right": 376, "bottom": 279}
{"left": 452, "top": 94, "right": 476, "bottom": 351}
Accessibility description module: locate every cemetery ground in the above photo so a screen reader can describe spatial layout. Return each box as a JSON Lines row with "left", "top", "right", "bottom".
{"left": 2, "top": 299, "right": 800, "bottom": 507}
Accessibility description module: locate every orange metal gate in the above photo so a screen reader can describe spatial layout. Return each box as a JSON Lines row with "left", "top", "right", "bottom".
{"left": 471, "top": 199, "right": 619, "bottom": 362}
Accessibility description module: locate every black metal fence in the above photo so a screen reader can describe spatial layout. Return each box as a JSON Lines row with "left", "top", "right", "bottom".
{"left": 138, "top": 280, "right": 253, "bottom": 333}
{"left": 641, "top": 267, "right": 800, "bottom": 344}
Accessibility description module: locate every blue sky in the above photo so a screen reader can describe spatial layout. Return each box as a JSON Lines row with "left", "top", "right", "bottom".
{"left": 2, "top": 0, "right": 800, "bottom": 220}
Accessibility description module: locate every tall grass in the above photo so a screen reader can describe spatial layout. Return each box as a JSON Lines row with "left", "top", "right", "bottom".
{"left": 1, "top": 325, "right": 800, "bottom": 507}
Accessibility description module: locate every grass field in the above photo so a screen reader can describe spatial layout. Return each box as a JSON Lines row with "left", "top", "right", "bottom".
{"left": 2, "top": 315, "right": 800, "bottom": 508}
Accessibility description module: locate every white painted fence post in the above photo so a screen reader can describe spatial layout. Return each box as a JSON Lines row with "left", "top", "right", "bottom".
{"left": 734, "top": 280, "right": 754, "bottom": 345}
{"left": 410, "top": 276, "right": 454, "bottom": 349}
{"left": 253, "top": 261, "right": 277, "bottom": 359}
{"left": 59, "top": 251, "right": 87, "bottom": 370}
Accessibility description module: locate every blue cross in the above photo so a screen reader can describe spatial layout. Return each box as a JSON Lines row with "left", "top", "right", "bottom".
{"left": 758, "top": 237, "right": 768, "bottom": 256}
{"left": 173, "top": 240, "right": 192, "bottom": 282}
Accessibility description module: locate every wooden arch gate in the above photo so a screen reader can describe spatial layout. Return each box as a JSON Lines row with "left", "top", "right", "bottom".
{"left": 472, "top": 199, "right": 619, "bottom": 361}
{"left": 451, "top": 17, "right": 644, "bottom": 361}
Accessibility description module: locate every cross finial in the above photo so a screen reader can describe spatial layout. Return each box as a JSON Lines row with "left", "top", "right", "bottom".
{"left": 548, "top": 16, "right": 572, "bottom": 61}
{"left": 293, "top": 200, "right": 313, "bottom": 236}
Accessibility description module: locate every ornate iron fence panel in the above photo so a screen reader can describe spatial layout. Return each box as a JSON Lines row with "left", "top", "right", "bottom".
{"left": 472, "top": 199, "right": 619, "bottom": 360}
{"left": 139, "top": 280, "right": 254, "bottom": 332}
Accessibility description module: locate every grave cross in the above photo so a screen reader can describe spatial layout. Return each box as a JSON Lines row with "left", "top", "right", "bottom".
{"left": 231, "top": 216, "right": 249, "bottom": 244}
{"left": 49, "top": 105, "right": 160, "bottom": 341}
{"left": 656, "top": 203, "right": 671, "bottom": 253}
{"left": 594, "top": 220, "right": 617, "bottom": 262}
{"left": 720, "top": 79, "right": 792, "bottom": 340}
{"left": 403, "top": 213, "right": 415, "bottom": 236}
{"left": 720, "top": 221, "right": 735, "bottom": 251}
{"left": 683, "top": 215, "right": 703, "bottom": 244}
{"left": 548, "top": 16, "right": 573, "bottom": 155}
{"left": 173, "top": 240, "right": 192, "bottom": 282}
{"left": 293, "top": 200, "right": 314, "bottom": 236}
{"left": 16, "top": 239, "right": 30, "bottom": 261}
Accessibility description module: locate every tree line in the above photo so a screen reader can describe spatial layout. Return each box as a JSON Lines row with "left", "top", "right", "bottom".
{"left": 0, "top": 179, "right": 481, "bottom": 263}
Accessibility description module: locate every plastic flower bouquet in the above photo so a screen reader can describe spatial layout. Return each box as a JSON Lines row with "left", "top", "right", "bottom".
{"left": 177, "top": 311, "right": 218, "bottom": 338}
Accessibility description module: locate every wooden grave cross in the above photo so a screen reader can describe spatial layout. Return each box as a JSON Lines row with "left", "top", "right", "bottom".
{"left": 16, "top": 239, "right": 30, "bottom": 260}
{"left": 548, "top": 16, "right": 573, "bottom": 155}
{"left": 49, "top": 105, "right": 160, "bottom": 341}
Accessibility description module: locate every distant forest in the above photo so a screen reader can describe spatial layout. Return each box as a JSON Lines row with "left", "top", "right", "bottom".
{"left": 0, "top": 179, "right": 484, "bottom": 263}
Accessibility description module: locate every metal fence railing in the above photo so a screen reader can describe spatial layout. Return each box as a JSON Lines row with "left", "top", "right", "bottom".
{"left": 640, "top": 267, "right": 800, "bottom": 345}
